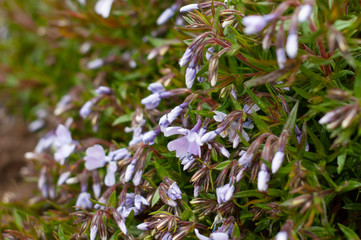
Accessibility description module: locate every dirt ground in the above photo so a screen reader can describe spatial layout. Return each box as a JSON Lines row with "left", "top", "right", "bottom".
{"left": 0, "top": 106, "right": 37, "bottom": 201}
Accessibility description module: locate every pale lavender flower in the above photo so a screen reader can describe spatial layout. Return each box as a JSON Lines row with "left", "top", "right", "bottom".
{"left": 34, "top": 131, "right": 56, "bottom": 153}
{"left": 243, "top": 104, "right": 260, "bottom": 114}
{"left": 108, "top": 148, "right": 129, "bottom": 161}
{"left": 141, "top": 82, "right": 173, "bottom": 109}
{"left": 179, "top": 47, "right": 194, "bottom": 67}
{"left": 134, "top": 194, "right": 150, "bottom": 210}
{"left": 79, "top": 99, "right": 95, "bottom": 119}
{"left": 242, "top": 14, "right": 277, "bottom": 35}
{"left": 277, "top": 48, "right": 287, "bottom": 69}
{"left": 257, "top": 163, "right": 270, "bottom": 192}
{"left": 167, "top": 182, "right": 182, "bottom": 200}
{"left": 95, "top": 0, "right": 114, "bottom": 18}
{"left": 286, "top": 32, "right": 298, "bottom": 59}
{"left": 275, "top": 231, "right": 288, "bottom": 240}
{"left": 78, "top": 0, "right": 86, "bottom": 5}
{"left": 93, "top": 181, "right": 101, "bottom": 199}
{"left": 298, "top": 4, "right": 312, "bottom": 23}
{"left": 142, "top": 129, "right": 160, "bottom": 144}
{"left": 180, "top": 153, "right": 195, "bottom": 170}
{"left": 104, "top": 161, "right": 117, "bottom": 186}
{"left": 159, "top": 102, "right": 189, "bottom": 131}
{"left": 76, "top": 192, "right": 93, "bottom": 209}
{"left": 180, "top": 4, "right": 199, "bottom": 12}
{"left": 137, "top": 222, "right": 150, "bottom": 231}
{"left": 238, "top": 152, "right": 253, "bottom": 167}
{"left": 201, "top": 131, "right": 218, "bottom": 144}
{"left": 54, "top": 94, "right": 72, "bottom": 116}
{"left": 157, "top": 4, "right": 178, "bottom": 25}
{"left": 133, "top": 170, "right": 143, "bottom": 186}
{"left": 164, "top": 121, "right": 204, "bottom": 158}
{"left": 53, "top": 125, "right": 77, "bottom": 165}
{"left": 206, "top": 47, "right": 215, "bottom": 61}
{"left": 162, "top": 233, "right": 172, "bottom": 240}
{"left": 84, "top": 144, "right": 107, "bottom": 170}
{"left": 194, "top": 229, "right": 229, "bottom": 240}
{"left": 185, "top": 66, "right": 196, "bottom": 88}
{"left": 216, "top": 183, "right": 234, "bottom": 204}
{"left": 57, "top": 171, "right": 71, "bottom": 186}
{"left": 90, "top": 225, "right": 97, "bottom": 240}
{"left": 87, "top": 58, "right": 104, "bottom": 69}
{"left": 271, "top": 150, "right": 285, "bottom": 174}
{"left": 124, "top": 163, "right": 135, "bottom": 182}
{"left": 95, "top": 86, "right": 112, "bottom": 95}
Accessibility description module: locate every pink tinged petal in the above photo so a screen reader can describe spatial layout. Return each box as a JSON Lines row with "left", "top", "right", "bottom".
{"left": 95, "top": 0, "right": 113, "bottom": 18}
{"left": 271, "top": 151, "right": 285, "bottom": 174}
{"left": 194, "top": 228, "right": 210, "bottom": 240}
{"left": 210, "top": 232, "right": 229, "bottom": 240}
{"left": 167, "top": 136, "right": 189, "bottom": 158}
{"left": 104, "top": 161, "right": 117, "bottom": 186}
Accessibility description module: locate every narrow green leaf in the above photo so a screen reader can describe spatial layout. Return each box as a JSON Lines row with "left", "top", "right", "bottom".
{"left": 58, "top": 226, "right": 67, "bottom": 240}
{"left": 108, "top": 190, "right": 117, "bottom": 208}
{"left": 337, "top": 223, "right": 360, "bottom": 240}
{"left": 337, "top": 152, "right": 347, "bottom": 174}
{"left": 112, "top": 114, "right": 133, "bottom": 126}
{"left": 151, "top": 188, "right": 160, "bottom": 207}
{"left": 214, "top": 160, "right": 232, "bottom": 170}
{"left": 284, "top": 101, "right": 299, "bottom": 132}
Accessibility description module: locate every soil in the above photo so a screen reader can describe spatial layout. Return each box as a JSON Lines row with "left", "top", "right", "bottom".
{"left": 0, "top": 106, "right": 37, "bottom": 202}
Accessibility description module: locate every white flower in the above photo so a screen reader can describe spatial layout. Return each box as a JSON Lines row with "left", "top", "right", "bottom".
{"left": 286, "top": 33, "right": 298, "bottom": 59}
{"left": 180, "top": 4, "right": 199, "bottom": 13}
{"left": 95, "top": 0, "right": 114, "bottom": 18}
{"left": 257, "top": 163, "right": 270, "bottom": 192}
{"left": 275, "top": 231, "right": 288, "bottom": 240}
{"left": 271, "top": 150, "right": 285, "bottom": 174}
{"left": 298, "top": 4, "right": 312, "bottom": 23}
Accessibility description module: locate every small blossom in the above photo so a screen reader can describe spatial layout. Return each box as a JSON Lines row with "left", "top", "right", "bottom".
{"left": 95, "top": 0, "right": 114, "bottom": 18}
{"left": 185, "top": 67, "right": 196, "bottom": 88}
{"left": 298, "top": 4, "right": 312, "bottom": 23}
{"left": 238, "top": 152, "right": 253, "bottom": 167}
{"left": 87, "top": 58, "right": 104, "bottom": 69}
{"left": 104, "top": 161, "right": 117, "bottom": 186}
{"left": 90, "top": 224, "right": 97, "bottom": 240}
{"left": 141, "top": 83, "right": 173, "bottom": 109}
{"left": 53, "top": 125, "right": 77, "bottom": 165}
{"left": 124, "top": 164, "right": 135, "bottom": 182}
{"left": 84, "top": 144, "right": 107, "bottom": 171}
{"left": 242, "top": 14, "right": 276, "bottom": 35}
{"left": 180, "top": 153, "right": 195, "bottom": 170}
{"left": 257, "top": 163, "right": 270, "bottom": 192}
{"left": 54, "top": 95, "right": 72, "bottom": 116}
{"left": 157, "top": 4, "right": 177, "bottom": 25}
{"left": 80, "top": 99, "right": 95, "bottom": 119}
{"left": 276, "top": 48, "right": 287, "bottom": 69}
{"left": 275, "top": 231, "right": 288, "bottom": 240}
{"left": 167, "top": 182, "right": 182, "bottom": 200}
{"left": 194, "top": 229, "right": 229, "bottom": 240}
{"left": 134, "top": 194, "right": 150, "bottom": 210}
{"left": 137, "top": 222, "right": 150, "bottom": 231}
{"left": 57, "top": 171, "right": 71, "bottom": 186}
{"left": 201, "top": 131, "right": 218, "bottom": 144}
{"left": 271, "top": 150, "right": 285, "bottom": 174}
{"left": 286, "top": 32, "right": 298, "bottom": 59}
{"left": 95, "top": 86, "right": 112, "bottom": 95}
{"left": 76, "top": 192, "right": 93, "bottom": 209}
{"left": 179, "top": 47, "right": 194, "bottom": 67}
{"left": 132, "top": 170, "right": 143, "bottom": 186}
{"left": 216, "top": 183, "right": 234, "bottom": 204}
{"left": 180, "top": 4, "right": 199, "bottom": 12}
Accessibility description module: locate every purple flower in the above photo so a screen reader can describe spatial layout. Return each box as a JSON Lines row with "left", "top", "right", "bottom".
{"left": 95, "top": 0, "right": 114, "bottom": 18}
{"left": 90, "top": 225, "right": 97, "bottom": 240}
{"left": 298, "top": 4, "right": 312, "bottom": 23}
{"left": 164, "top": 123, "right": 203, "bottom": 158}
{"left": 271, "top": 150, "right": 285, "bottom": 174}
{"left": 286, "top": 32, "right": 298, "bottom": 59}
{"left": 57, "top": 171, "right": 71, "bottom": 186}
{"left": 157, "top": 4, "right": 177, "bottom": 25}
{"left": 95, "top": 86, "right": 112, "bottom": 95}
{"left": 180, "top": 4, "right": 199, "bottom": 12}
{"left": 84, "top": 144, "right": 107, "bottom": 170}
{"left": 35, "top": 131, "right": 56, "bottom": 153}
{"left": 159, "top": 102, "right": 189, "bottom": 131}
{"left": 167, "top": 182, "right": 182, "bottom": 200}
{"left": 137, "top": 222, "right": 150, "bottom": 231}
{"left": 179, "top": 47, "right": 194, "bottom": 67}
{"left": 180, "top": 153, "right": 195, "bottom": 170}
{"left": 134, "top": 194, "right": 150, "bottom": 210}
{"left": 124, "top": 163, "right": 135, "bottom": 182}
{"left": 141, "top": 83, "right": 174, "bottom": 109}
{"left": 185, "top": 67, "right": 196, "bottom": 88}
{"left": 76, "top": 192, "right": 93, "bottom": 209}
{"left": 54, "top": 94, "right": 72, "bottom": 116}
{"left": 53, "top": 125, "right": 77, "bottom": 165}
{"left": 194, "top": 229, "right": 229, "bottom": 240}
{"left": 79, "top": 99, "right": 95, "bottom": 119}
{"left": 87, "top": 58, "right": 104, "bottom": 69}
{"left": 216, "top": 183, "right": 234, "bottom": 204}
{"left": 257, "top": 163, "right": 270, "bottom": 192}
{"left": 104, "top": 161, "right": 117, "bottom": 186}
{"left": 242, "top": 14, "right": 276, "bottom": 35}
{"left": 142, "top": 129, "right": 160, "bottom": 144}
{"left": 275, "top": 231, "right": 288, "bottom": 240}
{"left": 133, "top": 170, "right": 143, "bottom": 186}
{"left": 276, "top": 48, "right": 287, "bottom": 69}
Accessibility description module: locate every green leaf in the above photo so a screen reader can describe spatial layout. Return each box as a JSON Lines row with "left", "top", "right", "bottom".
{"left": 337, "top": 152, "right": 347, "bottom": 174}
{"left": 337, "top": 223, "right": 360, "bottom": 240}
{"left": 112, "top": 114, "right": 133, "bottom": 126}
{"left": 284, "top": 101, "right": 299, "bottom": 132}
{"left": 337, "top": 180, "right": 361, "bottom": 193}
{"left": 234, "top": 190, "right": 264, "bottom": 198}
{"left": 12, "top": 210, "right": 23, "bottom": 232}
{"left": 151, "top": 188, "right": 160, "bottom": 207}
{"left": 154, "top": 161, "right": 171, "bottom": 179}
{"left": 108, "top": 190, "right": 117, "bottom": 208}
{"left": 214, "top": 160, "right": 232, "bottom": 170}
{"left": 58, "top": 226, "right": 67, "bottom": 240}
{"left": 354, "top": 67, "right": 361, "bottom": 98}
{"left": 342, "top": 203, "right": 361, "bottom": 211}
